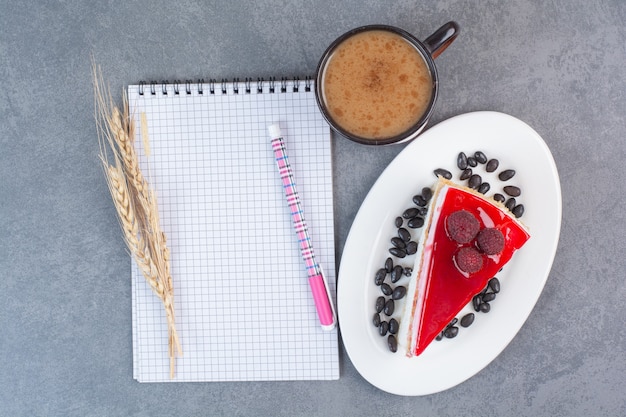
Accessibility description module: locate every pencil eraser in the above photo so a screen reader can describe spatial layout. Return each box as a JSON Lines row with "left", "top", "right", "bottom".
{"left": 268, "top": 124, "right": 282, "bottom": 139}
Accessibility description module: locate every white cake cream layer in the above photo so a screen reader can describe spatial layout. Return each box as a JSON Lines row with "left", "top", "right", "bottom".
{"left": 397, "top": 179, "right": 449, "bottom": 357}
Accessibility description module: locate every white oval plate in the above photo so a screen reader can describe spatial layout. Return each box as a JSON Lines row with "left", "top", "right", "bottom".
{"left": 338, "top": 111, "right": 562, "bottom": 396}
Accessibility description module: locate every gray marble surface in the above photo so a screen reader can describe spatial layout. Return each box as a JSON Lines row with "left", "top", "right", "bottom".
{"left": 1, "top": 0, "right": 625, "bottom": 416}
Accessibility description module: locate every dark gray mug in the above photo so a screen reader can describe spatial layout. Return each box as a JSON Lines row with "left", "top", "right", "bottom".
{"left": 315, "top": 22, "right": 459, "bottom": 145}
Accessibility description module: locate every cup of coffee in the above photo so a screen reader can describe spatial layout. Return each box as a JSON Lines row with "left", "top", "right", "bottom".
{"left": 315, "top": 22, "right": 459, "bottom": 145}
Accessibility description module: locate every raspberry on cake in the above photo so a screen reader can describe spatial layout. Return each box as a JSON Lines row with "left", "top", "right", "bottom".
{"left": 445, "top": 210, "right": 480, "bottom": 244}
{"left": 454, "top": 247, "right": 483, "bottom": 274}
{"left": 476, "top": 227, "right": 505, "bottom": 255}
{"left": 398, "top": 177, "right": 530, "bottom": 357}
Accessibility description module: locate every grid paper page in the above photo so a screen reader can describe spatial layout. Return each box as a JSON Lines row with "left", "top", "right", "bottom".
{"left": 128, "top": 79, "right": 338, "bottom": 382}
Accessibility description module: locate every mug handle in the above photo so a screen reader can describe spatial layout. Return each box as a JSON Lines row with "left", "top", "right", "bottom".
{"left": 424, "top": 21, "right": 460, "bottom": 59}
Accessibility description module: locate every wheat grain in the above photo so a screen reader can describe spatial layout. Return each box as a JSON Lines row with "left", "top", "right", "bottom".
{"left": 93, "top": 60, "right": 181, "bottom": 378}
{"left": 105, "top": 165, "right": 164, "bottom": 297}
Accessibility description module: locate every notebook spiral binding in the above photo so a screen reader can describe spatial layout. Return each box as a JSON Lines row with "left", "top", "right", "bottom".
{"left": 137, "top": 76, "right": 313, "bottom": 96}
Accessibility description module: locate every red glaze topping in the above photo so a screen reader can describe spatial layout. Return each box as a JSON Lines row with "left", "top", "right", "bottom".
{"left": 413, "top": 186, "right": 530, "bottom": 356}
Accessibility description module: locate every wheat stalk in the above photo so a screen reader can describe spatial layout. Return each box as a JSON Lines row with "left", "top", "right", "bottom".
{"left": 93, "top": 61, "right": 181, "bottom": 378}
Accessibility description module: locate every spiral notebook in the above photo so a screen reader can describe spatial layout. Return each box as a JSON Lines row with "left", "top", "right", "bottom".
{"left": 128, "top": 78, "right": 339, "bottom": 382}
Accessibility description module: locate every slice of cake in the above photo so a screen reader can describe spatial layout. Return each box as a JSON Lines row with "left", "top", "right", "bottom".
{"left": 398, "top": 177, "right": 530, "bottom": 357}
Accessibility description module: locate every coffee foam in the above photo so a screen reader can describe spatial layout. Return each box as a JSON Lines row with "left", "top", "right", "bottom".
{"left": 322, "top": 30, "right": 432, "bottom": 140}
